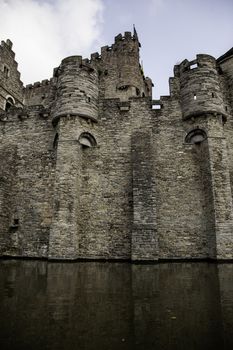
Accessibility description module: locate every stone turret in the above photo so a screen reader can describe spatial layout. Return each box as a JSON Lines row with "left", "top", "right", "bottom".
{"left": 53, "top": 55, "right": 99, "bottom": 123}
{"left": 178, "top": 54, "right": 226, "bottom": 120}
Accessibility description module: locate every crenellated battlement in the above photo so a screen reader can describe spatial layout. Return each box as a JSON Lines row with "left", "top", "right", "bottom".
{"left": 0, "top": 39, "right": 15, "bottom": 58}
{"left": 24, "top": 77, "right": 55, "bottom": 108}
{"left": 89, "top": 31, "right": 140, "bottom": 65}
{"left": 100, "top": 31, "right": 139, "bottom": 58}
{"left": 178, "top": 54, "right": 216, "bottom": 73}
{"left": 60, "top": 55, "right": 95, "bottom": 68}
{"left": 26, "top": 78, "right": 52, "bottom": 90}
{"left": 0, "top": 104, "right": 51, "bottom": 123}
{"left": 114, "top": 31, "right": 139, "bottom": 45}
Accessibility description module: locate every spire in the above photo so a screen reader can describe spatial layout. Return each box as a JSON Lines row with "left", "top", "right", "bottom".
{"left": 133, "top": 24, "right": 141, "bottom": 47}
{"left": 133, "top": 24, "right": 138, "bottom": 40}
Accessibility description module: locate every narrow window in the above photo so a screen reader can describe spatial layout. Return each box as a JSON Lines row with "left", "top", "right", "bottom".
{"left": 14, "top": 219, "right": 19, "bottom": 226}
{"left": 136, "top": 88, "right": 140, "bottom": 96}
{"left": 3, "top": 65, "right": 9, "bottom": 78}
{"left": 5, "top": 97, "right": 14, "bottom": 111}
{"left": 53, "top": 133, "right": 59, "bottom": 149}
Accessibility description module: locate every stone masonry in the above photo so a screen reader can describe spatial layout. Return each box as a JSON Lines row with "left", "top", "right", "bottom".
{"left": 0, "top": 30, "right": 233, "bottom": 260}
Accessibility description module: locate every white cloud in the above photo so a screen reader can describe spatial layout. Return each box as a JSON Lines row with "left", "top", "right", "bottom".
{"left": 0, "top": 0, "right": 104, "bottom": 84}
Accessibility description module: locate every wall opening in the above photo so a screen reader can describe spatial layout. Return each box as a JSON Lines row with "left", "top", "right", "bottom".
{"left": 13, "top": 219, "right": 19, "bottom": 226}
{"left": 79, "top": 132, "right": 97, "bottom": 148}
{"left": 185, "top": 128, "right": 207, "bottom": 145}
{"left": 152, "top": 104, "right": 161, "bottom": 109}
{"left": 10, "top": 218, "right": 19, "bottom": 230}
{"left": 3, "top": 65, "right": 10, "bottom": 78}
{"left": 5, "top": 97, "right": 15, "bottom": 111}
{"left": 53, "top": 133, "right": 59, "bottom": 149}
{"left": 190, "top": 63, "right": 198, "bottom": 69}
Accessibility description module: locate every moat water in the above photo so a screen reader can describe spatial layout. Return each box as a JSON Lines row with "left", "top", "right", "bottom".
{"left": 0, "top": 260, "right": 232, "bottom": 350}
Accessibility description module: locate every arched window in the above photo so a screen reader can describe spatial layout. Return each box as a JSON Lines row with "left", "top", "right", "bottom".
{"left": 79, "top": 132, "right": 97, "bottom": 148}
{"left": 5, "top": 97, "right": 15, "bottom": 112}
{"left": 185, "top": 128, "right": 207, "bottom": 144}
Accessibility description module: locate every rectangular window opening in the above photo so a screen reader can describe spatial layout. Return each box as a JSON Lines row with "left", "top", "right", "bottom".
{"left": 190, "top": 63, "right": 198, "bottom": 69}
{"left": 152, "top": 104, "right": 161, "bottom": 110}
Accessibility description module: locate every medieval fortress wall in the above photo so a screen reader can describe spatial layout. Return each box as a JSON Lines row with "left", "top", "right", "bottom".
{"left": 0, "top": 31, "right": 233, "bottom": 260}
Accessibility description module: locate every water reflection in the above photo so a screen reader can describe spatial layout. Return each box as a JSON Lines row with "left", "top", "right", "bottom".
{"left": 0, "top": 261, "right": 232, "bottom": 350}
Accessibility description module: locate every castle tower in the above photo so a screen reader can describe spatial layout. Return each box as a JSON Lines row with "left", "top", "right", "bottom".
{"left": 49, "top": 56, "right": 99, "bottom": 259}
{"left": 179, "top": 54, "right": 226, "bottom": 120}
{"left": 53, "top": 56, "right": 98, "bottom": 121}
{"left": 91, "top": 30, "right": 152, "bottom": 100}
{"left": 0, "top": 39, "right": 24, "bottom": 111}
{"left": 178, "top": 55, "right": 233, "bottom": 259}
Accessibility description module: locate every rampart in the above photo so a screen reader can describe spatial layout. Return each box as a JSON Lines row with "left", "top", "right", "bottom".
{"left": 0, "top": 31, "right": 232, "bottom": 261}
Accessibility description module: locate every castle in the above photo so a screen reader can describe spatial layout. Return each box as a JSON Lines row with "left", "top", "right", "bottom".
{"left": 0, "top": 30, "right": 233, "bottom": 261}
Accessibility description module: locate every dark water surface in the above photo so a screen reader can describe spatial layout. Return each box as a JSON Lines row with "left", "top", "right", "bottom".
{"left": 0, "top": 260, "right": 232, "bottom": 350}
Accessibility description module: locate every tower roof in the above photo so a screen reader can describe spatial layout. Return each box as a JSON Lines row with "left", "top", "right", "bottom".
{"left": 217, "top": 47, "right": 233, "bottom": 63}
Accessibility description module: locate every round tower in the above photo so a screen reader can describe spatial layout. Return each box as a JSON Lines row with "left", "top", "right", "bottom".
{"left": 179, "top": 54, "right": 226, "bottom": 120}
{"left": 49, "top": 56, "right": 99, "bottom": 260}
{"left": 53, "top": 55, "right": 98, "bottom": 122}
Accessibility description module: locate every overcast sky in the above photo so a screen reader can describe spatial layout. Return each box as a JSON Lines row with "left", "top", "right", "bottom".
{"left": 0, "top": 0, "right": 233, "bottom": 97}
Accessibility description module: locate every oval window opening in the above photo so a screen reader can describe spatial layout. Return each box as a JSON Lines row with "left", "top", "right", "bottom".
{"left": 185, "top": 129, "right": 207, "bottom": 144}
{"left": 79, "top": 132, "right": 97, "bottom": 148}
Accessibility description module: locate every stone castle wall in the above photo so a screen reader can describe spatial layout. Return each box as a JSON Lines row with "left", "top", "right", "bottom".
{"left": 0, "top": 32, "right": 232, "bottom": 260}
